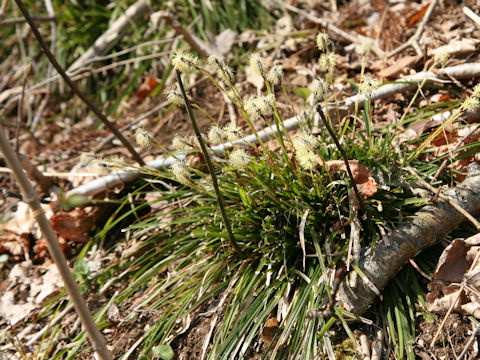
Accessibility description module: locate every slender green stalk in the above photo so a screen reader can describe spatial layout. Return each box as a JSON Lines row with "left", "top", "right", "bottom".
{"left": 175, "top": 70, "right": 242, "bottom": 256}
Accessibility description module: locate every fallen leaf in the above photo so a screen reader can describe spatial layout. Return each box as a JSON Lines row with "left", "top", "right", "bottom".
{"left": 0, "top": 230, "right": 30, "bottom": 259}
{"left": 50, "top": 208, "right": 95, "bottom": 244}
{"left": 378, "top": 55, "right": 422, "bottom": 78}
{"left": 407, "top": 2, "right": 430, "bottom": 27}
{"left": 134, "top": 76, "right": 158, "bottom": 103}
{"left": 261, "top": 317, "right": 279, "bottom": 348}
{"left": 325, "top": 160, "right": 378, "bottom": 198}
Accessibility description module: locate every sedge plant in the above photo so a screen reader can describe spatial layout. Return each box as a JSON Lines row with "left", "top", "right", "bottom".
{"left": 44, "top": 34, "right": 480, "bottom": 360}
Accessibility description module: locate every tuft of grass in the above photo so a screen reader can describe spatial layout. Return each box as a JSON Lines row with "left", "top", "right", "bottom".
{"left": 35, "top": 33, "right": 480, "bottom": 360}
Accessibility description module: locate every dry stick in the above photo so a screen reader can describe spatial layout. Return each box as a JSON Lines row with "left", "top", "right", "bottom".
{"left": 0, "top": 128, "right": 112, "bottom": 360}
{"left": 67, "top": 0, "right": 150, "bottom": 72}
{"left": 336, "top": 163, "right": 480, "bottom": 314}
{"left": 387, "top": 0, "right": 438, "bottom": 57}
{"left": 405, "top": 164, "right": 480, "bottom": 231}
{"left": 277, "top": 0, "right": 385, "bottom": 58}
{"left": 13, "top": 0, "right": 145, "bottom": 166}
{"left": 458, "top": 323, "right": 480, "bottom": 360}
{"left": 66, "top": 62, "right": 480, "bottom": 198}
{"left": 0, "top": 15, "right": 55, "bottom": 26}
{"left": 176, "top": 71, "right": 242, "bottom": 256}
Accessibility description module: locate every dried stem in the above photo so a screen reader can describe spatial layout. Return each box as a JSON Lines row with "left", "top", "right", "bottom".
{"left": 175, "top": 71, "right": 242, "bottom": 256}
{"left": 0, "top": 128, "right": 112, "bottom": 360}
{"left": 13, "top": 0, "right": 145, "bottom": 166}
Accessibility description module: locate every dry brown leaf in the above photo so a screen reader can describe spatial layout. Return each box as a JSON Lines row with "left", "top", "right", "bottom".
{"left": 406, "top": 2, "right": 430, "bottom": 27}
{"left": 325, "top": 160, "right": 378, "bottom": 198}
{"left": 0, "top": 230, "right": 30, "bottom": 259}
{"left": 261, "top": 317, "right": 279, "bottom": 348}
{"left": 134, "top": 76, "right": 158, "bottom": 103}
{"left": 50, "top": 208, "right": 95, "bottom": 244}
{"left": 378, "top": 55, "right": 422, "bottom": 78}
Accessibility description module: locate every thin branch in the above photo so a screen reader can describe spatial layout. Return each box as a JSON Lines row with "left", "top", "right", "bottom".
{"left": 176, "top": 71, "right": 243, "bottom": 256}
{"left": 387, "top": 0, "right": 438, "bottom": 57}
{"left": 0, "top": 128, "right": 112, "bottom": 360}
{"left": 13, "top": 0, "right": 145, "bottom": 166}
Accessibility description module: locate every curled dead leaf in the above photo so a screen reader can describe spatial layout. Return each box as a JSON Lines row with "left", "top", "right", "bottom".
{"left": 261, "top": 317, "right": 279, "bottom": 348}
{"left": 325, "top": 160, "right": 378, "bottom": 198}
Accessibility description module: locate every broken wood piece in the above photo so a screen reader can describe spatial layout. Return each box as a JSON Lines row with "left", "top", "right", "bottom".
{"left": 336, "top": 162, "right": 480, "bottom": 314}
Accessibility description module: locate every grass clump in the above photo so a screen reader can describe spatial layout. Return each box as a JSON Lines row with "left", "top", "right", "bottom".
{"left": 50, "top": 35, "right": 480, "bottom": 359}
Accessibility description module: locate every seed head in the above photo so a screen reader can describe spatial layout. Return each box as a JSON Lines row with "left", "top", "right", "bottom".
{"left": 472, "top": 84, "right": 480, "bottom": 98}
{"left": 208, "top": 126, "right": 224, "bottom": 145}
{"left": 222, "top": 122, "right": 243, "bottom": 142}
{"left": 358, "top": 76, "right": 379, "bottom": 95}
{"left": 433, "top": 51, "right": 449, "bottom": 68}
{"left": 316, "top": 32, "right": 331, "bottom": 52}
{"left": 293, "top": 132, "right": 317, "bottom": 154}
{"left": 460, "top": 96, "right": 480, "bottom": 112}
{"left": 135, "top": 128, "right": 154, "bottom": 147}
{"left": 249, "top": 53, "right": 267, "bottom": 78}
{"left": 172, "top": 49, "right": 199, "bottom": 73}
{"left": 229, "top": 148, "right": 252, "bottom": 170}
{"left": 170, "top": 161, "right": 191, "bottom": 185}
{"left": 92, "top": 159, "right": 110, "bottom": 176}
{"left": 245, "top": 95, "right": 262, "bottom": 120}
{"left": 267, "top": 65, "right": 284, "bottom": 85}
{"left": 164, "top": 85, "right": 185, "bottom": 106}
{"left": 359, "top": 38, "right": 375, "bottom": 54}
{"left": 310, "top": 78, "right": 329, "bottom": 100}
{"left": 80, "top": 152, "right": 96, "bottom": 165}
{"left": 208, "top": 55, "right": 234, "bottom": 83}
{"left": 172, "top": 135, "right": 193, "bottom": 151}
{"left": 255, "top": 94, "right": 275, "bottom": 116}
{"left": 318, "top": 53, "right": 336, "bottom": 72}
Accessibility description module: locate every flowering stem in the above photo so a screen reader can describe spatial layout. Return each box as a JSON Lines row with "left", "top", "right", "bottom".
{"left": 316, "top": 105, "right": 365, "bottom": 214}
{"left": 175, "top": 71, "right": 242, "bottom": 256}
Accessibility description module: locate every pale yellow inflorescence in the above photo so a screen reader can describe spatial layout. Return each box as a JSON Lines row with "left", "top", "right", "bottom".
{"left": 318, "top": 53, "right": 336, "bottom": 72}
{"left": 172, "top": 135, "right": 193, "bottom": 151}
{"left": 164, "top": 85, "right": 185, "bottom": 106}
{"left": 229, "top": 148, "right": 252, "bottom": 171}
{"left": 170, "top": 161, "right": 191, "bottom": 184}
{"left": 208, "top": 55, "right": 234, "bottom": 83}
{"left": 222, "top": 122, "right": 243, "bottom": 142}
{"left": 172, "top": 49, "right": 199, "bottom": 73}
{"left": 208, "top": 126, "right": 224, "bottom": 145}
{"left": 316, "top": 32, "right": 331, "bottom": 52}
{"left": 267, "top": 65, "right": 284, "bottom": 85}
{"left": 460, "top": 96, "right": 480, "bottom": 112}
{"left": 249, "top": 53, "right": 267, "bottom": 78}
{"left": 358, "top": 76, "right": 379, "bottom": 95}
{"left": 135, "top": 128, "right": 154, "bottom": 147}
{"left": 310, "top": 78, "right": 329, "bottom": 100}
{"left": 293, "top": 132, "right": 318, "bottom": 170}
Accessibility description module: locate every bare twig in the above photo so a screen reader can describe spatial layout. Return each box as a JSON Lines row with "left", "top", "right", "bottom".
{"left": 277, "top": 0, "right": 385, "bottom": 58}
{"left": 0, "top": 15, "right": 55, "bottom": 26}
{"left": 159, "top": 11, "right": 215, "bottom": 57}
{"left": 0, "top": 128, "right": 112, "bottom": 360}
{"left": 336, "top": 163, "right": 480, "bottom": 314}
{"left": 13, "top": 0, "right": 145, "bottom": 166}
{"left": 387, "top": 0, "right": 438, "bottom": 57}
{"left": 67, "top": 0, "right": 150, "bottom": 72}
{"left": 458, "top": 323, "right": 480, "bottom": 360}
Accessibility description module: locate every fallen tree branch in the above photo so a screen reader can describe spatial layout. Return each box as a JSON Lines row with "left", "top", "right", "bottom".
{"left": 67, "top": 62, "right": 480, "bottom": 198}
{"left": 336, "top": 163, "right": 480, "bottom": 314}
